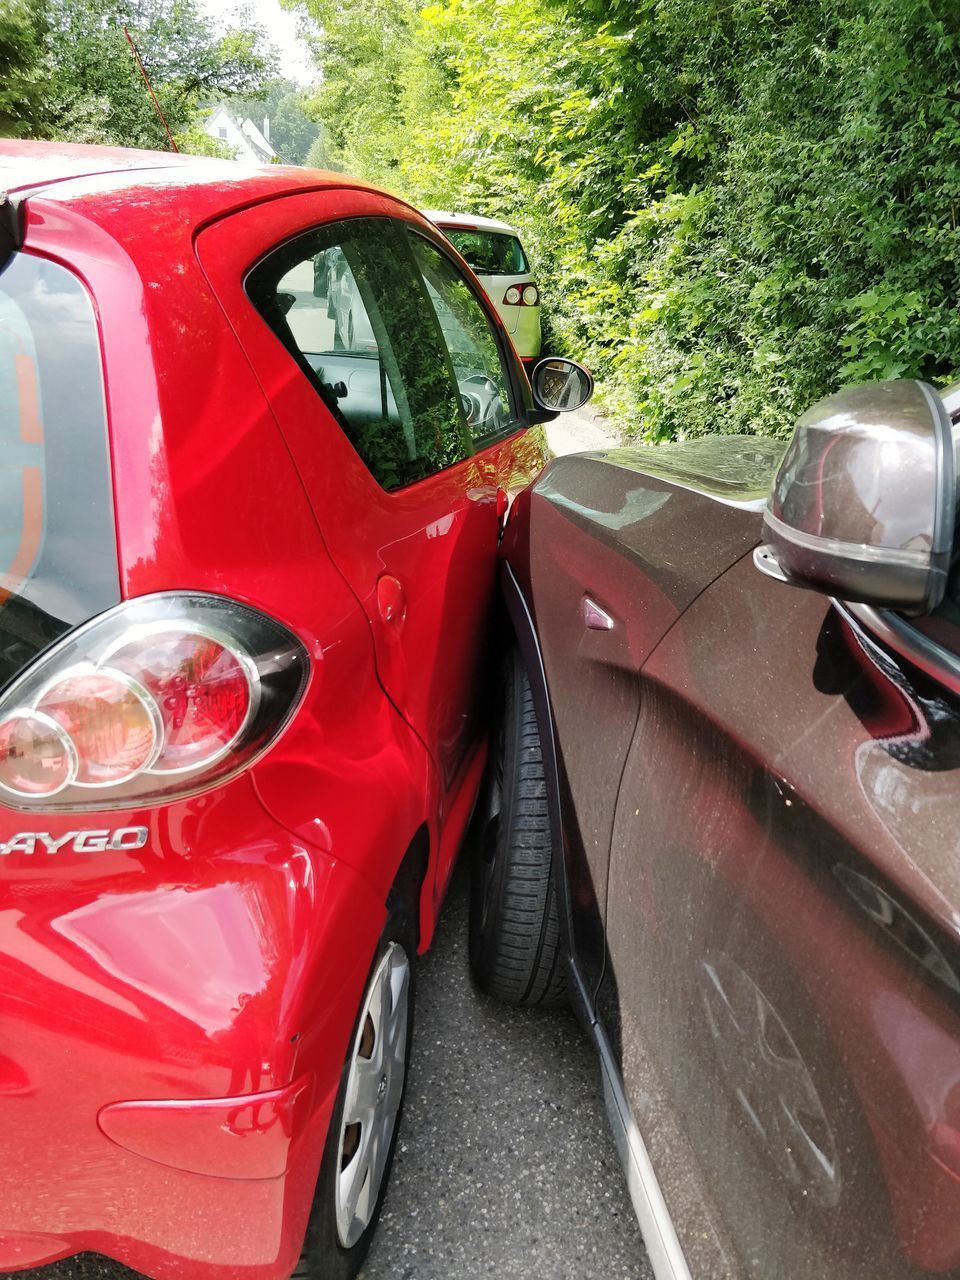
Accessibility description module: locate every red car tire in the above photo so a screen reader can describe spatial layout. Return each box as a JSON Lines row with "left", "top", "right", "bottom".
{"left": 294, "top": 895, "right": 416, "bottom": 1279}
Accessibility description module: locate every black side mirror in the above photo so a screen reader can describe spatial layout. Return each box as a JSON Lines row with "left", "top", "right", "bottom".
{"left": 530, "top": 358, "right": 594, "bottom": 414}
{"left": 756, "top": 380, "right": 955, "bottom": 613}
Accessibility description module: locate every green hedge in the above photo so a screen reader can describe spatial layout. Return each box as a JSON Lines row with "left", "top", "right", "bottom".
{"left": 305, "top": 0, "right": 960, "bottom": 441}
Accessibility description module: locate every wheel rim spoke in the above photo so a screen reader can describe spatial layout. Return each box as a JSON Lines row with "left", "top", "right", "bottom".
{"left": 339, "top": 1130, "right": 373, "bottom": 1232}
{"left": 335, "top": 942, "right": 410, "bottom": 1248}
{"left": 386, "top": 960, "right": 409, "bottom": 1053}
{"left": 345, "top": 1056, "right": 384, "bottom": 1122}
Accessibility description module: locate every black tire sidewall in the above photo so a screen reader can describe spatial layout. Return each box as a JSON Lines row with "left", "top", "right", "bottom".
{"left": 469, "top": 646, "right": 565, "bottom": 1008}
{"left": 469, "top": 646, "right": 523, "bottom": 983}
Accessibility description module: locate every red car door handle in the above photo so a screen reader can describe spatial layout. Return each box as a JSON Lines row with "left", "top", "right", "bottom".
{"left": 377, "top": 574, "right": 406, "bottom": 624}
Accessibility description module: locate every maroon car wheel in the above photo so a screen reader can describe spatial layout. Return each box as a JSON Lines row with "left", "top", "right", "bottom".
{"left": 469, "top": 647, "right": 566, "bottom": 1008}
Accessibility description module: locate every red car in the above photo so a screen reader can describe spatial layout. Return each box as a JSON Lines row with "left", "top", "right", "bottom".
{"left": 0, "top": 141, "right": 589, "bottom": 1280}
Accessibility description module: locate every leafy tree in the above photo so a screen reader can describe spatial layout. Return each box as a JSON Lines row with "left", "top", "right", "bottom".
{"left": 304, "top": 123, "right": 339, "bottom": 170}
{"left": 299, "top": 0, "right": 960, "bottom": 443}
{"left": 269, "top": 89, "right": 318, "bottom": 163}
{"left": 227, "top": 77, "right": 322, "bottom": 164}
{"left": 0, "top": 1, "right": 44, "bottom": 137}
{"left": 2, "top": 0, "right": 277, "bottom": 151}
{"left": 545, "top": 0, "right": 960, "bottom": 438}
{"left": 293, "top": 0, "right": 418, "bottom": 179}
{"left": 172, "top": 122, "right": 236, "bottom": 157}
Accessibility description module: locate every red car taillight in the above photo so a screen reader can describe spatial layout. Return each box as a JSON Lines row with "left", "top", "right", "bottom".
{"left": 502, "top": 284, "right": 540, "bottom": 306}
{"left": 0, "top": 594, "right": 309, "bottom": 811}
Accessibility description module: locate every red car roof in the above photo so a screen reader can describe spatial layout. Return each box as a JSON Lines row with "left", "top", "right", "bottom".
{"left": 0, "top": 140, "right": 389, "bottom": 225}
{"left": 0, "top": 139, "right": 207, "bottom": 195}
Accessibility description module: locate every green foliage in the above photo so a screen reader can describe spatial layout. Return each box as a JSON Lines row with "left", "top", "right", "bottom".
{"left": 296, "top": 0, "right": 419, "bottom": 179}
{"left": 304, "top": 125, "right": 339, "bottom": 170}
{"left": 299, "top": 0, "right": 960, "bottom": 441}
{"left": 0, "top": 1, "right": 44, "bottom": 136}
{"left": 172, "top": 122, "right": 236, "bottom": 157}
{"left": 269, "top": 90, "right": 317, "bottom": 163}
{"left": 2, "top": 0, "right": 277, "bottom": 151}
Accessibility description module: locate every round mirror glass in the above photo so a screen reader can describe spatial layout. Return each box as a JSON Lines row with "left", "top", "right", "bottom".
{"left": 530, "top": 358, "right": 593, "bottom": 413}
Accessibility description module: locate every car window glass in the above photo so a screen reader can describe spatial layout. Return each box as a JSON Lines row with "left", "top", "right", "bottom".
{"left": 443, "top": 229, "right": 528, "bottom": 275}
{"left": 247, "top": 218, "right": 471, "bottom": 492}
{"left": 0, "top": 253, "right": 119, "bottom": 692}
{"left": 913, "top": 562, "right": 960, "bottom": 653}
{"left": 407, "top": 233, "right": 519, "bottom": 446}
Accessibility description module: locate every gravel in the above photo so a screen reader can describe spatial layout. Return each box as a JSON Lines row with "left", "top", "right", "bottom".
{"left": 15, "top": 866, "right": 648, "bottom": 1280}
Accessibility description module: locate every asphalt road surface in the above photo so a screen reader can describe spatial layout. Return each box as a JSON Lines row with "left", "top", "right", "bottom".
{"left": 15, "top": 863, "right": 648, "bottom": 1280}
{"left": 361, "top": 864, "right": 647, "bottom": 1280}
{"left": 544, "top": 404, "right": 618, "bottom": 458}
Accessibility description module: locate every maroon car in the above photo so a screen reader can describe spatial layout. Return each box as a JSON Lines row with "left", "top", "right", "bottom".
{"left": 475, "top": 378, "right": 960, "bottom": 1279}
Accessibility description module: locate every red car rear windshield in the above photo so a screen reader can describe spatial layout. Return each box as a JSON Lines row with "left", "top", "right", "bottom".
{"left": 0, "top": 252, "right": 119, "bottom": 692}
{"left": 443, "top": 228, "right": 529, "bottom": 276}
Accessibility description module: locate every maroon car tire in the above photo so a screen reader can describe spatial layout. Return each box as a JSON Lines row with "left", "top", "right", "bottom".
{"left": 470, "top": 646, "right": 566, "bottom": 1008}
{"left": 293, "top": 897, "right": 415, "bottom": 1280}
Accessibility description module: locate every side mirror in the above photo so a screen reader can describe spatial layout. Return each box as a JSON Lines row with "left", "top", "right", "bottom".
{"left": 757, "top": 380, "right": 955, "bottom": 613}
{"left": 530, "top": 358, "right": 594, "bottom": 413}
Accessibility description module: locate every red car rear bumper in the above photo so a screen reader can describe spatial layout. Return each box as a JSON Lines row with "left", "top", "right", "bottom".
{"left": 0, "top": 776, "right": 384, "bottom": 1279}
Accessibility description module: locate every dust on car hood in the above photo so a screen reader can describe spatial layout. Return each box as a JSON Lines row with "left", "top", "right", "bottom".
{"left": 579, "top": 434, "right": 786, "bottom": 510}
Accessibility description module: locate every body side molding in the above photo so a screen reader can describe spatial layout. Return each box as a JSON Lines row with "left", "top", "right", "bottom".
{"left": 594, "top": 1017, "right": 693, "bottom": 1280}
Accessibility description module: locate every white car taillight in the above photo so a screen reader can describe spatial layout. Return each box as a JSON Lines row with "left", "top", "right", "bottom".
{"left": 502, "top": 283, "right": 540, "bottom": 307}
{"left": 0, "top": 594, "right": 309, "bottom": 811}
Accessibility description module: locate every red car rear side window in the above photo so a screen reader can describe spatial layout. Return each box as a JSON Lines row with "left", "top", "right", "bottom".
{"left": 0, "top": 253, "right": 119, "bottom": 692}
{"left": 247, "top": 216, "right": 473, "bottom": 492}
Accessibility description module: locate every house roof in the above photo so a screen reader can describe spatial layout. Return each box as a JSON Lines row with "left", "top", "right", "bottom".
{"left": 206, "top": 103, "right": 276, "bottom": 163}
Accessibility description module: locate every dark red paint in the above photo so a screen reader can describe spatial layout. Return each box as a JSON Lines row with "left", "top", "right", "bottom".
{"left": 505, "top": 437, "right": 960, "bottom": 1278}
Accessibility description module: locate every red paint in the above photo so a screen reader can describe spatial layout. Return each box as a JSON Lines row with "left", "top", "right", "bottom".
{"left": 0, "top": 140, "right": 546, "bottom": 1278}
{"left": 98, "top": 1076, "right": 312, "bottom": 1180}
{"left": 376, "top": 574, "right": 407, "bottom": 624}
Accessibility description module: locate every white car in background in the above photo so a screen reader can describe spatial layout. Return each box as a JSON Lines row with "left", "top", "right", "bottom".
{"left": 423, "top": 211, "right": 542, "bottom": 365}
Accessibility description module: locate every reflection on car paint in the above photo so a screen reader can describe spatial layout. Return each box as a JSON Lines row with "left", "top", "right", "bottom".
{"left": 0, "top": 140, "right": 546, "bottom": 1278}
{"left": 538, "top": 471, "right": 671, "bottom": 532}
{"left": 503, "top": 434, "right": 960, "bottom": 1278}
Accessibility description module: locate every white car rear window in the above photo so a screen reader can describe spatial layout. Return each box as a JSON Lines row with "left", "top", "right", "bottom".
{"left": 443, "top": 229, "right": 529, "bottom": 276}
